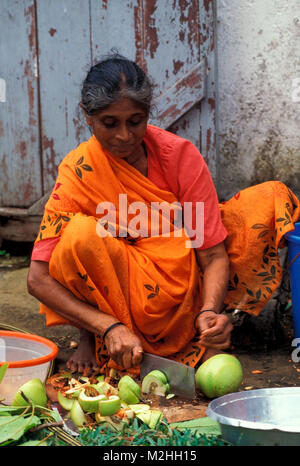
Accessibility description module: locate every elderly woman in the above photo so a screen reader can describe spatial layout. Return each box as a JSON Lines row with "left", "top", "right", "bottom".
{"left": 27, "top": 54, "right": 300, "bottom": 376}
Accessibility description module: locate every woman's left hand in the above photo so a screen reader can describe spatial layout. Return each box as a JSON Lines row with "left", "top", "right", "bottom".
{"left": 195, "top": 311, "right": 233, "bottom": 349}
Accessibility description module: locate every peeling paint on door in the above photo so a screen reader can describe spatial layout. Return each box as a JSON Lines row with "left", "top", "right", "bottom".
{"left": 0, "top": 0, "right": 216, "bottom": 210}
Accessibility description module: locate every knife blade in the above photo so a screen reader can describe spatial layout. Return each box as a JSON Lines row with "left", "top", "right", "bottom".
{"left": 51, "top": 404, "right": 80, "bottom": 437}
{"left": 140, "top": 352, "right": 196, "bottom": 400}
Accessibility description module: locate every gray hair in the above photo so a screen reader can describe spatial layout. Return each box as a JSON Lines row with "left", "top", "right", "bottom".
{"left": 81, "top": 53, "right": 154, "bottom": 115}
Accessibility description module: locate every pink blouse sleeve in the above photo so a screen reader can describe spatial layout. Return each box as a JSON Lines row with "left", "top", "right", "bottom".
{"left": 31, "top": 237, "right": 60, "bottom": 262}
{"left": 176, "top": 143, "right": 228, "bottom": 250}
{"left": 147, "top": 129, "right": 227, "bottom": 250}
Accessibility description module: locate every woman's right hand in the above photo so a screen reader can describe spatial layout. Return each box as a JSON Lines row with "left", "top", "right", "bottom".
{"left": 104, "top": 324, "right": 144, "bottom": 369}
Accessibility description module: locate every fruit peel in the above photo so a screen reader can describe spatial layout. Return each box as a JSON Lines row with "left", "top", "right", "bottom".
{"left": 70, "top": 399, "right": 88, "bottom": 428}
{"left": 136, "top": 409, "right": 162, "bottom": 429}
{"left": 57, "top": 390, "right": 74, "bottom": 411}
{"left": 78, "top": 390, "right": 107, "bottom": 413}
{"left": 11, "top": 378, "right": 48, "bottom": 408}
{"left": 94, "top": 381, "right": 119, "bottom": 397}
{"left": 98, "top": 395, "right": 121, "bottom": 416}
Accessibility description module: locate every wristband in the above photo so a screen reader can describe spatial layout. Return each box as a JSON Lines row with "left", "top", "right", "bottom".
{"left": 194, "top": 309, "right": 217, "bottom": 329}
{"left": 102, "top": 322, "right": 125, "bottom": 341}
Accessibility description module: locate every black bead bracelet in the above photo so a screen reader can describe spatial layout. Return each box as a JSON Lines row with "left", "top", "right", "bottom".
{"left": 102, "top": 322, "right": 125, "bottom": 341}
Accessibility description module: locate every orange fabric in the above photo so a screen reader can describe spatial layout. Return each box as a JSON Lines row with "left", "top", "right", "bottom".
{"left": 34, "top": 126, "right": 300, "bottom": 374}
{"left": 220, "top": 182, "right": 300, "bottom": 314}
{"left": 35, "top": 128, "right": 208, "bottom": 372}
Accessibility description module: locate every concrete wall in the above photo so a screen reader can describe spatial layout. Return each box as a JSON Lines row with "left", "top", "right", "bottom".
{"left": 215, "top": 0, "right": 300, "bottom": 201}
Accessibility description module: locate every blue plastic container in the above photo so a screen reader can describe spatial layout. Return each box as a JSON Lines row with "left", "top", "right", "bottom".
{"left": 285, "top": 222, "right": 300, "bottom": 339}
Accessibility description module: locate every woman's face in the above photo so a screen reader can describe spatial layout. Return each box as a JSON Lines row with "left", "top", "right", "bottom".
{"left": 84, "top": 97, "right": 149, "bottom": 159}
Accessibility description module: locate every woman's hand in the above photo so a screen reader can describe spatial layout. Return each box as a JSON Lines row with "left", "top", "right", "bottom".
{"left": 195, "top": 311, "right": 233, "bottom": 349}
{"left": 104, "top": 324, "right": 144, "bottom": 369}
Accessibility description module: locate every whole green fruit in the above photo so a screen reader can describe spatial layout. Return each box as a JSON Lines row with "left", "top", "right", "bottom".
{"left": 195, "top": 354, "right": 243, "bottom": 399}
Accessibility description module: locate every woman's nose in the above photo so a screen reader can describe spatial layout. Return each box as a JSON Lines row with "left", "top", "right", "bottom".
{"left": 115, "top": 124, "right": 131, "bottom": 142}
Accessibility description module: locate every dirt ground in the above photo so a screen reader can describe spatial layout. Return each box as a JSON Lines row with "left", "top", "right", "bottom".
{"left": 1, "top": 253, "right": 300, "bottom": 398}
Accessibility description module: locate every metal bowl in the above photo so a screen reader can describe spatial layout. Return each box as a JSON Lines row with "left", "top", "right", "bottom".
{"left": 206, "top": 387, "right": 300, "bottom": 446}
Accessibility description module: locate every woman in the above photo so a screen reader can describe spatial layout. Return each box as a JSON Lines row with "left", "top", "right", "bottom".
{"left": 28, "top": 54, "right": 300, "bottom": 376}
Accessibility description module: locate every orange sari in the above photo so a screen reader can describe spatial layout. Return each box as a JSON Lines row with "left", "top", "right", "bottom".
{"left": 35, "top": 131, "right": 300, "bottom": 375}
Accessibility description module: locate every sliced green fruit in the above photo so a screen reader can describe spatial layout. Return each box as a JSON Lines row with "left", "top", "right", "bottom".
{"left": 57, "top": 390, "right": 74, "bottom": 411}
{"left": 95, "top": 414, "right": 127, "bottom": 431}
{"left": 148, "top": 409, "right": 163, "bottom": 429}
{"left": 98, "top": 395, "right": 121, "bottom": 416}
{"left": 64, "top": 379, "right": 90, "bottom": 398}
{"left": 195, "top": 353, "right": 243, "bottom": 399}
{"left": 11, "top": 378, "right": 48, "bottom": 408}
{"left": 96, "top": 375, "right": 105, "bottom": 382}
{"left": 95, "top": 413, "right": 109, "bottom": 424}
{"left": 70, "top": 399, "right": 88, "bottom": 427}
{"left": 109, "top": 415, "right": 130, "bottom": 431}
{"left": 64, "top": 387, "right": 83, "bottom": 398}
{"left": 136, "top": 409, "right": 162, "bottom": 429}
{"left": 120, "top": 401, "right": 130, "bottom": 409}
{"left": 118, "top": 375, "right": 141, "bottom": 404}
{"left": 118, "top": 375, "right": 141, "bottom": 395}
{"left": 119, "top": 385, "right": 140, "bottom": 404}
{"left": 115, "top": 406, "right": 135, "bottom": 422}
{"left": 93, "top": 381, "right": 119, "bottom": 397}
{"left": 141, "top": 370, "right": 169, "bottom": 396}
{"left": 78, "top": 376, "right": 89, "bottom": 383}
{"left": 78, "top": 389, "right": 106, "bottom": 413}
{"left": 128, "top": 404, "right": 151, "bottom": 414}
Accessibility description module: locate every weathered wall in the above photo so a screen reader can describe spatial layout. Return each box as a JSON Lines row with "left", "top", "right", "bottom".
{"left": 216, "top": 0, "right": 300, "bottom": 200}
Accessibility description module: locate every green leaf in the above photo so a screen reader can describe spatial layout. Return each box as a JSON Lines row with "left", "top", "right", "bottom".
{"left": 19, "top": 440, "right": 48, "bottom": 446}
{"left": 0, "top": 406, "right": 26, "bottom": 415}
{"left": 170, "top": 417, "right": 221, "bottom": 436}
{"left": 0, "top": 363, "right": 9, "bottom": 383}
{"left": 0, "top": 413, "right": 41, "bottom": 445}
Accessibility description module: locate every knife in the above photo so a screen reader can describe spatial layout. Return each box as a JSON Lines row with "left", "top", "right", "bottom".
{"left": 140, "top": 352, "right": 196, "bottom": 400}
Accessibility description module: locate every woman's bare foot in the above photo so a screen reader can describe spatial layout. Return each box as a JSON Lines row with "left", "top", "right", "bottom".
{"left": 66, "top": 328, "right": 100, "bottom": 376}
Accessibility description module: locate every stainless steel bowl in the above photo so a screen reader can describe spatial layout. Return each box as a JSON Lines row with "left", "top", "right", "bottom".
{"left": 206, "top": 387, "right": 300, "bottom": 446}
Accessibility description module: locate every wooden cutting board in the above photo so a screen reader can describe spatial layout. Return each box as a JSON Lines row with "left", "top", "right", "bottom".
{"left": 141, "top": 392, "right": 209, "bottom": 423}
